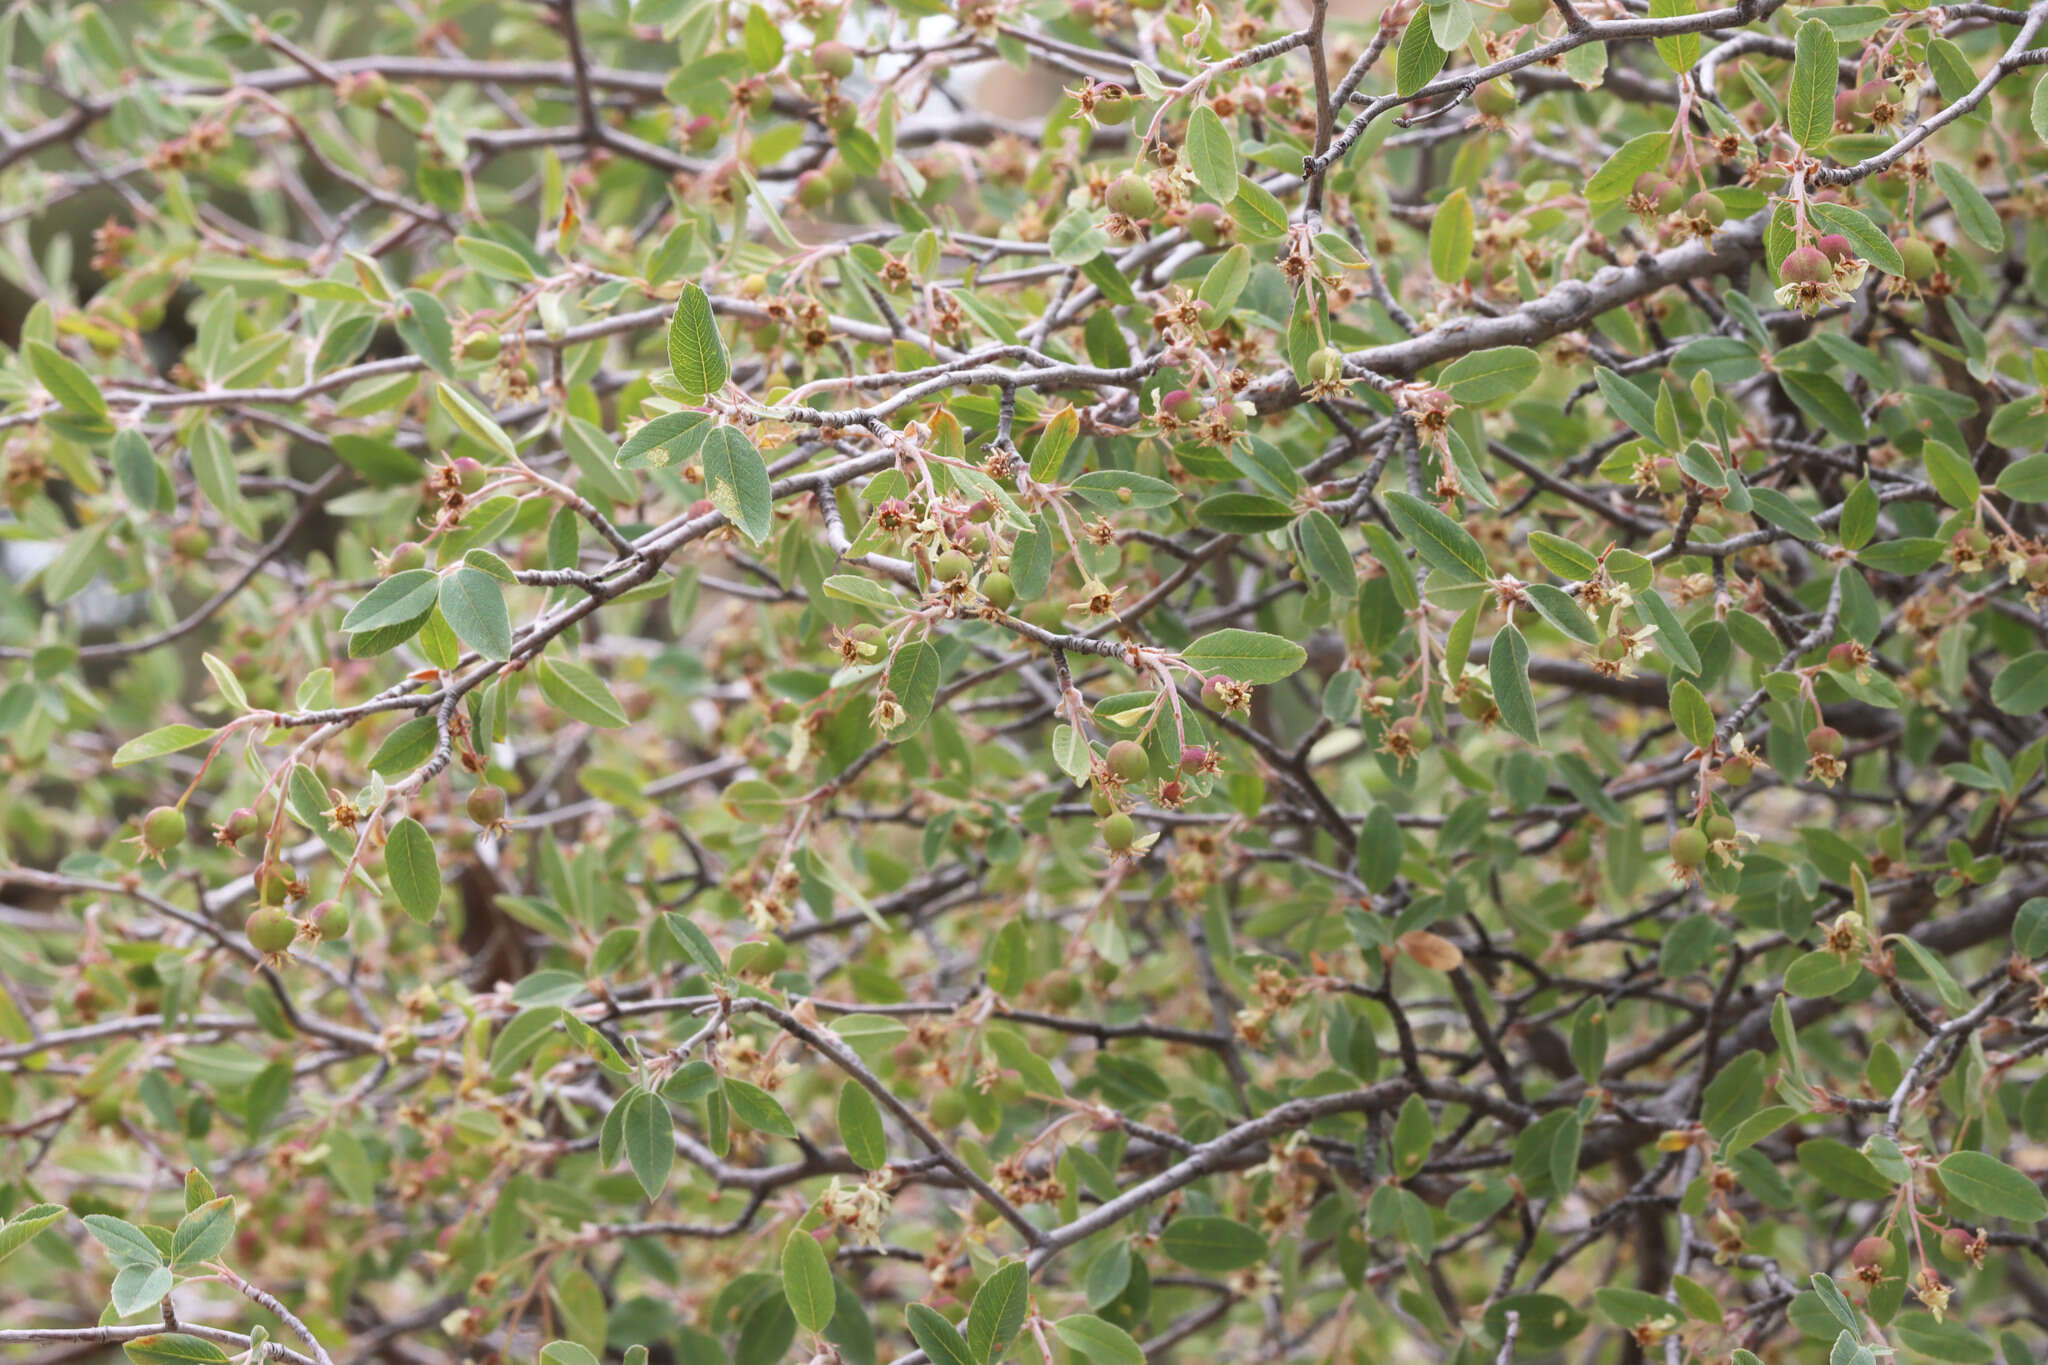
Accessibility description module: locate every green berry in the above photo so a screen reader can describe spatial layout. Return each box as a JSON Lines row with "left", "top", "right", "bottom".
{"left": 1670, "top": 827, "right": 1709, "bottom": 868}
{"left": 1092, "top": 84, "right": 1133, "bottom": 124}
{"left": 1186, "top": 202, "right": 1227, "bottom": 248}
{"left": 1687, "top": 191, "right": 1726, "bottom": 226}
{"left": 1473, "top": 80, "right": 1517, "bottom": 117}
{"left": 980, "top": 571, "right": 1015, "bottom": 610}
{"left": 246, "top": 907, "right": 298, "bottom": 955}
{"left": 1105, "top": 172, "right": 1156, "bottom": 220}
{"left": 141, "top": 805, "right": 186, "bottom": 855}
{"left": 1306, "top": 347, "right": 1346, "bottom": 385}
{"left": 1720, "top": 756, "right": 1754, "bottom": 787}
{"left": 468, "top": 784, "right": 506, "bottom": 828}
{"left": 1507, "top": 0, "right": 1549, "bottom": 20}
{"left": 929, "top": 1090, "right": 966, "bottom": 1127}
{"left": 933, "top": 549, "right": 972, "bottom": 582}
{"left": 1102, "top": 811, "right": 1137, "bottom": 852}
{"left": 1897, "top": 237, "right": 1936, "bottom": 282}
{"left": 1106, "top": 740, "right": 1151, "bottom": 782}
{"left": 813, "top": 41, "right": 856, "bottom": 79}
{"left": 307, "top": 901, "right": 350, "bottom": 942}
{"left": 1807, "top": 726, "right": 1844, "bottom": 758}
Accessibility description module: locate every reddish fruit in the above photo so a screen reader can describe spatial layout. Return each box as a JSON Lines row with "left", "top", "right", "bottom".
{"left": 467, "top": 784, "right": 506, "bottom": 829}
{"left": 813, "top": 42, "right": 856, "bottom": 79}
{"left": 1187, "top": 202, "right": 1228, "bottom": 247}
{"left": 1201, "top": 677, "right": 1231, "bottom": 710}
{"left": 1780, "top": 245, "right": 1833, "bottom": 285}
{"left": 1807, "top": 725, "right": 1845, "bottom": 757}
{"left": 1816, "top": 234, "right": 1856, "bottom": 265}
{"left": 1827, "top": 642, "right": 1859, "bottom": 672}
{"left": 1180, "top": 745, "right": 1208, "bottom": 772}
{"left": 1391, "top": 716, "right": 1432, "bottom": 750}
{"left": 1106, "top": 740, "right": 1151, "bottom": 782}
{"left": 1853, "top": 1236, "right": 1898, "bottom": 1271}
{"left": 1163, "top": 389, "right": 1201, "bottom": 422}
{"left": 683, "top": 115, "right": 719, "bottom": 153}
{"left": 215, "top": 806, "right": 261, "bottom": 846}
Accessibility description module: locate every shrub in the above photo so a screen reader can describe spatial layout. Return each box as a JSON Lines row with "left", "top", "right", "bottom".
{"left": 4, "top": 3, "right": 2048, "bottom": 1365}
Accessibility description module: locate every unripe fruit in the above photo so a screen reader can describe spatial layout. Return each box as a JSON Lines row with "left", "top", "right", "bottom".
{"left": 796, "top": 170, "right": 832, "bottom": 209}
{"left": 1458, "top": 689, "right": 1492, "bottom": 720}
{"left": 1306, "top": 346, "right": 1346, "bottom": 385}
{"left": 813, "top": 41, "right": 856, "bottom": 79}
{"left": 246, "top": 907, "right": 298, "bottom": 955}
{"left": 1670, "top": 827, "right": 1709, "bottom": 868}
{"left": 141, "top": 805, "right": 186, "bottom": 854}
{"left": 823, "top": 156, "right": 855, "bottom": 193}
{"left": 307, "top": 901, "right": 350, "bottom": 942}
{"left": 1473, "top": 80, "right": 1517, "bottom": 117}
{"left": 348, "top": 72, "right": 389, "bottom": 110}
{"left": 1106, "top": 172, "right": 1155, "bottom": 220}
{"left": 1653, "top": 180, "right": 1685, "bottom": 214}
{"left": 980, "top": 571, "right": 1015, "bottom": 610}
{"left": 1180, "top": 745, "right": 1208, "bottom": 772}
{"left": 171, "top": 525, "right": 212, "bottom": 559}
{"left": 1598, "top": 635, "right": 1630, "bottom": 662}
{"left": 1835, "top": 90, "right": 1859, "bottom": 124}
{"left": 1652, "top": 458, "right": 1683, "bottom": 494}
{"left": 1780, "top": 245, "right": 1833, "bottom": 285}
{"left": 1898, "top": 237, "right": 1936, "bottom": 281}
{"left": 1720, "top": 755, "right": 1754, "bottom": 786}
{"left": 1391, "top": 716, "right": 1431, "bottom": 750}
{"left": 1163, "top": 388, "right": 1202, "bottom": 422}
{"left": 1816, "top": 234, "right": 1856, "bottom": 265}
{"left": 260, "top": 866, "right": 296, "bottom": 906}
{"left": 467, "top": 784, "right": 506, "bottom": 828}
{"left": 991, "top": 1074, "right": 1026, "bottom": 1105}
{"left": 1633, "top": 173, "right": 1662, "bottom": 199}
{"left": 1687, "top": 191, "right": 1726, "bottom": 226}
{"left": 1853, "top": 1236, "right": 1898, "bottom": 1271}
{"left": 929, "top": 1090, "right": 967, "bottom": 1127}
{"left": 1559, "top": 828, "right": 1591, "bottom": 864}
{"left": 1089, "top": 785, "right": 1115, "bottom": 818}
{"left": 933, "top": 549, "right": 972, "bottom": 582}
{"left": 385, "top": 541, "right": 427, "bottom": 574}
{"left": 1201, "top": 677, "right": 1231, "bottom": 709}
{"left": 1807, "top": 725, "right": 1845, "bottom": 757}
{"left": 1106, "top": 740, "right": 1151, "bottom": 782}
{"left": 1092, "top": 84, "right": 1133, "bottom": 124}
{"left": 1941, "top": 1226, "right": 1973, "bottom": 1259}
{"left": 1705, "top": 814, "right": 1737, "bottom": 842}
{"left": 461, "top": 330, "right": 501, "bottom": 361}
{"left": 1507, "top": 0, "right": 1549, "bottom": 21}
{"left": 683, "top": 114, "right": 719, "bottom": 153}
{"left": 1186, "top": 202, "right": 1227, "bottom": 247}
{"left": 2027, "top": 553, "right": 2048, "bottom": 587}
{"left": 1102, "top": 811, "right": 1137, "bottom": 852}
{"left": 1827, "top": 642, "right": 1859, "bottom": 672}
{"left": 217, "top": 806, "right": 261, "bottom": 845}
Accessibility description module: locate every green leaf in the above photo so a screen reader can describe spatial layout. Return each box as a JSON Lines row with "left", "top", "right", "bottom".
{"left": 436, "top": 381, "right": 518, "bottom": 462}
{"left": 618, "top": 410, "right": 712, "bottom": 471}
{"left": 1295, "top": 509, "right": 1358, "bottom": 597}
{"left": 385, "top": 816, "right": 442, "bottom": 922}
{"left": 1181, "top": 629, "right": 1307, "bottom": 684}
{"left": 966, "top": 1259, "right": 1030, "bottom": 1364}
{"left": 668, "top": 282, "right": 730, "bottom": 398}
{"left": 1430, "top": 189, "right": 1474, "bottom": 282}
{"left": 330, "top": 433, "right": 421, "bottom": 487}
{"left": 2015, "top": 899, "right": 2048, "bottom": 957}
{"left": 2033, "top": 73, "right": 2048, "bottom": 144}
{"left": 439, "top": 567, "right": 514, "bottom": 662}
{"left": 1895, "top": 1314, "right": 1993, "bottom": 1365}
{"left": 169, "top": 1197, "right": 235, "bottom": 1269}
{"left": 1185, "top": 104, "right": 1237, "bottom": 201}
{"left": 342, "top": 570, "right": 440, "bottom": 633}
{"left": 1808, "top": 203, "right": 1905, "bottom": 276}
{"left": 906, "top": 1305, "right": 975, "bottom": 1365}
{"left": 723, "top": 1078, "right": 799, "bottom": 1136}
{"left": 113, "top": 724, "right": 216, "bottom": 767}
{"left": 1159, "top": 1215, "right": 1269, "bottom": 1270}
{"left": 112, "top": 1263, "right": 176, "bottom": 1316}
{"left": 1787, "top": 20, "right": 1838, "bottom": 150}
{"left": 1993, "top": 653, "right": 2048, "bottom": 715}
{"left": 1384, "top": 490, "right": 1489, "bottom": 582}
{"left": 1489, "top": 624, "right": 1539, "bottom": 746}
{"left": 0, "top": 1204, "right": 66, "bottom": 1266}
{"left": 699, "top": 424, "right": 774, "bottom": 544}
{"left": 1585, "top": 131, "right": 1671, "bottom": 204}
{"left": 1997, "top": 453, "right": 2048, "bottom": 502}
{"left": 1669, "top": 677, "right": 1714, "bottom": 748}
{"left": 110, "top": 429, "right": 161, "bottom": 506}
{"left": 1937, "top": 1150, "right": 2048, "bottom": 1223}
{"left": 453, "top": 234, "right": 538, "bottom": 282}
{"left": 123, "top": 1335, "right": 231, "bottom": 1365}
{"left": 1227, "top": 178, "right": 1289, "bottom": 242}
{"left": 1933, "top": 162, "right": 2004, "bottom": 251}
{"left": 621, "top": 1089, "right": 674, "bottom": 1199}
{"left": 1594, "top": 367, "right": 1662, "bottom": 442}
{"left": 1194, "top": 491, "right": 1294, "bottom": 532}
{"left": 1395, "top": 14, "right": 1447, "bottom": 96}
{"left": 1797, "top": 1137, "right": 1893, "bottom": 1199}
{"left": 781, "top": 1228, "right": 836, "bottom": 1333}
{"left": 536, "top": 657, "right": 629, "bottom": 728}
{"left": 1053, "top": 1315, "right": 1145, "bottom": 1365}
{"left": 837, "top": 1082, "right": 887, "bottom": 1170}
{"left": 82, "top": 1215, "right": 163, "bottom": 1268}
{"left": 25, "top": 339, "right": 107, "bottom": 418}
{"left": 1439, "top": 346, "right": 1538, "bottom": 404}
